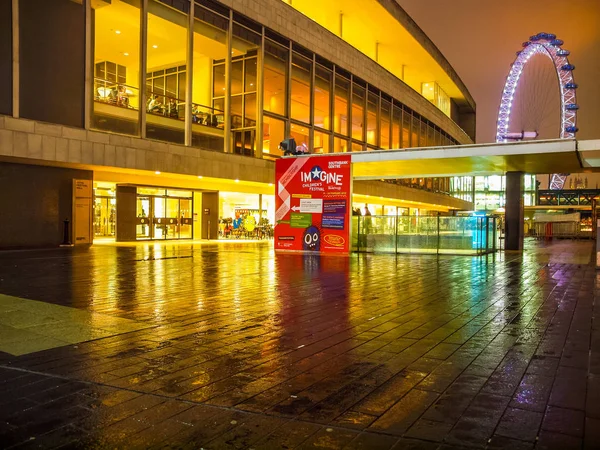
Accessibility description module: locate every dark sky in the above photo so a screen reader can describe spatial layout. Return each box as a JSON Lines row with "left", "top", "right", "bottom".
{"left": 400, "top": 0, "right": 600, "bottom": 143}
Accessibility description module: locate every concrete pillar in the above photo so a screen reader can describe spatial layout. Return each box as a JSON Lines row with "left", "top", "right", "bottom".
{"left": 116, "top": 185, "right": 137, "bottom": 242}
{"left": 505, "top": 171, "right": 524, "bottom": 251}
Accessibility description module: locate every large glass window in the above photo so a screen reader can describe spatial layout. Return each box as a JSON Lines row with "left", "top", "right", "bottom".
{"left": 402, "top": 109, "right": 411, "bottom": 148}
{"left": 191, "top": 3, "right": 227, "bottom": 150}
{"left": 352, "top": 83, "right": 365, "bottom": 141}
{"left": 291, "top": 53, "right": 312, "bottom": 124}
{"left": 314, "top": 130, "right": 330, "bottom": 154}
{"left": 262, "top": 115, "right": 285, "bottom": 158}
{"left": 290, "top": 123, "right": 309, "bottom": 152}
{"left": 334, "top": 137, "right": 348, "bottom": 153}
{"left": 314, "top": 65, "right": 332, "bottom": 130}
{"left": 92, "top": 0, "right": 141, "bottom": 136}
{"left": 380, "top": 99, "right": 391, "bottom": 149}
{"left": 334, "top": 75, "right": 349, "bottom": 136}
{"left": 418, "top": 120, "right": 426, "bottom": 147}
{"left": 145, "top": 0, "right": 188, "bottom": 144}
{"left": 264, "top": 40, "right": 288, "bottom": 117}
{"left": 366, "top": 91, "right": 378, "bottom": 146}
{"left": 231, "top": 22, "right": 260, "bottom": 156}
{"left": 392, "top": 105, "right": 401, "bottom": 148}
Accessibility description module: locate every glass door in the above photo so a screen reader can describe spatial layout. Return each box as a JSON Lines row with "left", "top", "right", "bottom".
{"left": 153, "top": 196, "right": 167, "bottom": 239}
{"left": 179, "top": 198, "right": 192, "bottom": 239}
{"left": 165, "top": 197, "right": 180, "bottom": 239}
{"left": 136, "top": 196, "right": 151, "bottom": 239}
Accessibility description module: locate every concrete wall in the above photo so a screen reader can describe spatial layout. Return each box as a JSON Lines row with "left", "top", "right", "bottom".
{"left": 218, "top": 0, "right": 473, "bottom": 145}
{"left": 19, "top": 0, "right": 85, "bottom": 128}
{"left": 0, "top": 161, "right": 92, "bottom": 248}
{"left": 0, "top": 116, "right": 275, "bottom": 184}
{"left": 0, "top": 0, "right": 11, "bottom": 116}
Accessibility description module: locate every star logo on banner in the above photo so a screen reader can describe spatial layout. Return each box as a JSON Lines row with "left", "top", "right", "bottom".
{"left": 310, "top": 166, "right": 323, "bottom": 180}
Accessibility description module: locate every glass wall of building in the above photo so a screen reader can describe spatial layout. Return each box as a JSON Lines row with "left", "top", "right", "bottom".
{"left": 219, "top": 192, "right": 275, "bottom": 239}
{"left": 89, "top": 0, "right": 461, "bottom": 158}
{"left": 191, "top": 1, "right": 228, "bottom": 151}
{"left": 92, "top": 0, "right": 141, "bottom": 135}
{"left": 145, "top": 0, "right": 188, "bottom": 144}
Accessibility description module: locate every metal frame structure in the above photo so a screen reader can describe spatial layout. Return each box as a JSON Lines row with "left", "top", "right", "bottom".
{"left": 495, "top": 33, "right": 578, "bottom": 190}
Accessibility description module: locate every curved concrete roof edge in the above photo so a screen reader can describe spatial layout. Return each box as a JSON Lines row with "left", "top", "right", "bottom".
{"left": 378, "top": 0, "right": 476, "bottom": 111}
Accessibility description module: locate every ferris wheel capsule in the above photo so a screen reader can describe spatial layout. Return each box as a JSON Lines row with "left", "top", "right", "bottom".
{"left": 551, "top": 39, "right": 564, "bottom": 46}
{"left": 546, "top": 33, "right": 557, "bottom": 40}
{"left": 561, "top": 63, "right": 575, "bottom": 71}
{"left": 565, "top": 104, "right": 579, "bottom": 110}
{"left": 530, "top": 34, "right": 541, "bottom": 41}
{"left": 522, "top": 41, "right": 531, "bottom": 47}
{"left": 565, "top": 126, "right": 578, "bottom": 133}
{"left": 565, "top": 82, "right": 578, "bottom": 89}
{"left": 556, "top": 49, "right": 570, "bottom": 56}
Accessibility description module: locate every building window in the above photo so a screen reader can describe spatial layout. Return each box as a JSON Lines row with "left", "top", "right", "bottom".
{"left": 290, "top": 53, "right": 312, "bottom": 124}
{"left": 366, "top": 91, "right": 378, "bottom": 146}
{"left": 392, "top": 105, "right": 401, "bottom": 148}
{"left": 264, "top": 40, "right": 288, "bottom": 117}
{"left": 92, "top": 0, "right": 141, "bottom": 136}
{"left": 334, "top": 75, "right": 349, "bottom": 136}
{"left": 314, "top": 65, "right": 332, "bottom": 130}
{"left": 421, "top": 81, "right": 451, "bottom": 117}
{"left": 380, "top": 99, "right": 391, "bottom": 149}
{"left": 314, "top": 130, "right": 330, "bottom": 154}
{"left": 402, "top": 109, "right": 411, "bottom": 148}
{"left": 145, "top": 0, "right": 188, "bottom": 144}
{"left": 262, "top": 115, "right": 286, "bottom": 158}
{"left": 334, "top": 136, "right": 348, "bottom": 153}
{"left": 351, "top": 83, "right": 365, "bottom": 141}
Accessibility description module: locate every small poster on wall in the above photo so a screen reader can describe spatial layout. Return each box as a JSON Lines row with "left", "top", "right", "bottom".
{"left": 275, "top": 155, "right": 352, "bottom": 254}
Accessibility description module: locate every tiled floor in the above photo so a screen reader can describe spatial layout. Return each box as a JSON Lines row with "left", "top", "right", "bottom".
{"left": 0, "top": 239, "right": 598, "bottom": 449}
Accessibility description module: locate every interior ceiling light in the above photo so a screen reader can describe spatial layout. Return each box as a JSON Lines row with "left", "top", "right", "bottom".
{"left": 115, "top": 30, "right": 121, "bottom": 34}
{"left": 123, "top": 52, "right": 129, "bottom": 56}
{"left": 153, "top": 44, "right": 158, "bottom": 49}
{"left": 155, "top": 171, "right": 161, "bottom": 175}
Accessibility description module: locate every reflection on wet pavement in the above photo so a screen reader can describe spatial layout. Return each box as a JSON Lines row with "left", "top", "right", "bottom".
{"left": 0, "top": 239, "right": 598, "bottom": 448}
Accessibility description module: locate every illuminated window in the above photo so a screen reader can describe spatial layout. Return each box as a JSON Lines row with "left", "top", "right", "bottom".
{"left": 366, "top": 91, "right": 378, "bottom": 146}
{"left": 334, "top": 75, "right": 349, "bottom": 136}
{"left": 352, "top": 83, "right": 365, "bottom": 141}
{"left": 380, "top": 99, "right": 391, "bottom": 149}
{"left": 421, "top": 81, "right": 451, "bottom": 117}
{"left": 314, "top": 130, "right": 330, "bottom": 154}
{"left": 291, "top": 53, "right": 312, "bottom": 123}
{"left": 314, "top": 65, "right": 332, "bottom": 130}
{"left": 264, "top": 40, "right": 288, "bottom": 117}
{"left": 92, "top": 0, "right": 141, "bottom": 135}
{"left": 262, "top": 115, "right": 285, "bottom": 158}
{"left": 290, "top": 123, "right": 309, "bottom": 151}
{"left": 145, "top": 0, "right": 188, "bottom": 144}
{"left": 191, "top": 2, "right": 228, "bottom": 150}
{"left": 334, "top": 137, "right": 348, "bottom": 153}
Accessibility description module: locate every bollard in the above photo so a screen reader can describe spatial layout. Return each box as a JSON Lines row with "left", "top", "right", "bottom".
{"left": 61, "top": 218, "right": 72, "bottom": 246}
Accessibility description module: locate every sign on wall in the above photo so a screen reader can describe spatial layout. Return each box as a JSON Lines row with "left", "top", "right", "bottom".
{"left": 275, "top": 155, "right": 352, "bottom": 254}
{"left": 73, "top": 179, "right": 92, "bottom": 245}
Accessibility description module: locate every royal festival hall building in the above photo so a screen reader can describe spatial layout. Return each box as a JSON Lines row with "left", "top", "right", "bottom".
{"left": 0, "top": 0, "right": 477, "bottom": 248}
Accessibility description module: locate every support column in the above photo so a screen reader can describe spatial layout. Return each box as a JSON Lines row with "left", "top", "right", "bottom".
{"left": 505, "top": 171, "right": 524, "bottom": 251}
{"left": 11, "top": 0, "right": 19, "bottom": 118}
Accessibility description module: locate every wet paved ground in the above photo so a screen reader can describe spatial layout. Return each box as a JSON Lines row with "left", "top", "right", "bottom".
{"left": 0, "top": 239, "right": 598, "bottom": 449}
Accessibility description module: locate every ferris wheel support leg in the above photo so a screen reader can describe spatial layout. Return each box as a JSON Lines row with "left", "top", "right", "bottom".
{"left": 505, "top": 172, "right": 525, "bottom": 251}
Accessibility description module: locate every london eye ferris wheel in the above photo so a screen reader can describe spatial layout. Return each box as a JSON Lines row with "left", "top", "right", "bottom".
{"left": 496, "top": 32, "right": 578, "bottom": 189}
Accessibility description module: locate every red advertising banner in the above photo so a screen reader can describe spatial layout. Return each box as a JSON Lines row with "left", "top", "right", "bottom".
{"left": 275, "top": 155, "right": 352, "bottom": 254}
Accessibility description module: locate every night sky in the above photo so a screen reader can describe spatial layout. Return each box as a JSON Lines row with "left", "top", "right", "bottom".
{"left": 400, "top": 0, "right": 600, "bottom": 143}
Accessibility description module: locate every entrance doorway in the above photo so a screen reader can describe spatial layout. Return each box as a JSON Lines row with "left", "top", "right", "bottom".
{"left": 135, "top": 188, "right": 193, "bottom": 240}
{"left": 93, "top": 183, "right": 117, "bottom": 238}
